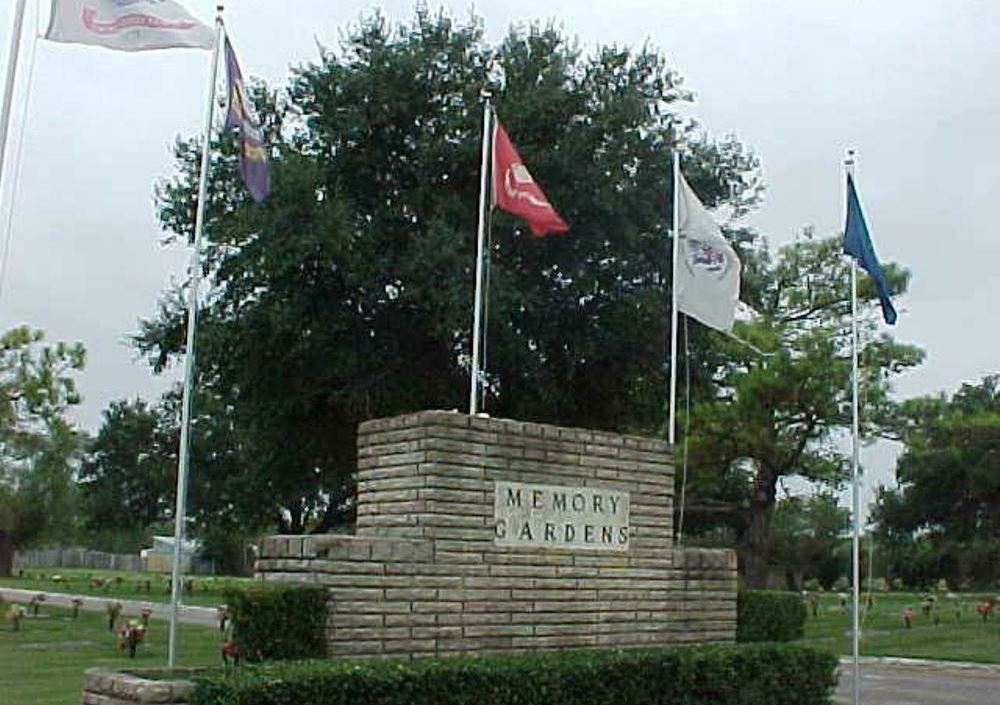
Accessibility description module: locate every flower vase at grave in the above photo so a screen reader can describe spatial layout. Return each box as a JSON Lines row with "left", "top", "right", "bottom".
{"left": 106, "top": 602, "right": 123, "bottom": 631}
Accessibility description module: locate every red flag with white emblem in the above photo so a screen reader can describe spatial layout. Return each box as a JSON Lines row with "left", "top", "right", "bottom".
{"left": 492, "top": 121, "right": 568, "bottom": 237}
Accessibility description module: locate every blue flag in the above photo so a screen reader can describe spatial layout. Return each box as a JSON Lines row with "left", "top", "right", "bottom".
{"left": 844, "top": 174, "right": 896, "bottom": 324}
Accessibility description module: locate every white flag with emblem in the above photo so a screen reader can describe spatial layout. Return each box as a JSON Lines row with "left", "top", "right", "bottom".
{"left": 675, "top": 170, "right": 741, "bottom": 332}
{"left": 45, "top": 0, "right": 214, "bottom": 52}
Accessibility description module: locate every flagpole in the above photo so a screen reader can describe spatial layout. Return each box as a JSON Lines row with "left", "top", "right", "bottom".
{"left": 0, "top": 0, "right": 28, "bottom": 200}
{"left": 469, "top": 91, "right": 492, "bottom": 415}
{"left": 846, "top": 149, "right": 861, "bottom": 705}
{"left": 668, "top": 150, "right": 681, "bottom": 445}
{"left": 168, "top": 5, "right": 224, "bottom": 669}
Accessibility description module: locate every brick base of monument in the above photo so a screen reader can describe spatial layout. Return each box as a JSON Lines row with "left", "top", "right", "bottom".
{"left": 256, "top": 410, "right": 737, "bottom": 659}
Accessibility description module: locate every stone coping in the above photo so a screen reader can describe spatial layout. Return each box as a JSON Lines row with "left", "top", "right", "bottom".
{"left": 357, "top": 409, "right": 672, "bottom": 454}
{"left": 82, "top": 667, "right": 202, "bottom": 704}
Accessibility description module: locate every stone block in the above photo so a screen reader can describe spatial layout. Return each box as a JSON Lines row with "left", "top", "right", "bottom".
{"left": 335, "top": 626, "right": 410, "bottom": 641}
{"left": 330, "top": 613, "right": 385, "bottom": 628}
{"left": 435, "top": 550, "right": 485, "bottom": 565}
{"left": 413, "top": 625, "right": 462, "bottom": 640}
{"left": 512, "top": 634, "right": 597, "bottom": 649}
{"left": 357, "top": 426, "right": 428, "bottom": 446}
{"left": 437, "top": 611, "right": 512, "bottom": 626}
{"left": 426, "top": 426, "right": 498, "bottom": 445}
{"left": 436, "top": 636, "right": 514, "bottom": 652}
{"left": 383, "top": 638, "right": 438, "bottom": 654}
{"left": 334, "top": 600, "right": 411, "bottom": 614}
{"left": 356, "top": 465, "right": 421, "bottom": 481}
{"left": 421, "top": 509, "right": 490, "bottom": 526}
{"left": 424, "top": 449, "right": 505, "bottom": 469}
{"left": 358, "top": 439, "right": 421, "bottom": 458}
{"left": 463, "top": 623, "right": 534, "bottom": 638}
{"left": 329, "top": 639, "right": 384, "bottom": 656}
{"left": 412, "top": 600, "right": 462, "bottom": 613}
{"left": 428, "top": 476, "right": 490, "bottom": 492}
{"left": 385, "top": 612, "right": 438, "bottom": 627}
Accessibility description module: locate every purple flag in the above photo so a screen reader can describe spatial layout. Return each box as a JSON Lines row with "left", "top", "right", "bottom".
{"left": 224, "top": 37, "right": 270, "bottom": 202}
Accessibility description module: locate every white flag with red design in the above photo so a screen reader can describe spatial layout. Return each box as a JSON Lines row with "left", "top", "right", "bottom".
{"left": 492, "top": 121, "right": 568, "bottom": 237}
{"left": 45, "top": 0, "right": 214, "bottom": 52}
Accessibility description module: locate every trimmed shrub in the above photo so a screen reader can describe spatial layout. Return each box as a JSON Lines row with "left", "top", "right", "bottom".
{"left": 223, "top": 584, "right": 328, "bottom": 662}
{"left": 737, "top": 589, "right": 807, "bottom": 642}
{"left": 192, "top": 643, "right": 837, "bottom": 705}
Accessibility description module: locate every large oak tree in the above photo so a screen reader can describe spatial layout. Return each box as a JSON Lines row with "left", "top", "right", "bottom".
{"left": 137, "top": 10, "right": 759, "bottom": 533}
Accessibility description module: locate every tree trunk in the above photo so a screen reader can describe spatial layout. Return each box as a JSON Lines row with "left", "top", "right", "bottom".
{"left": 0, "top": 532, "right": 13, "bottom": 578}
{"left": 741, "top": 467, "right": 777, "bottom": 589}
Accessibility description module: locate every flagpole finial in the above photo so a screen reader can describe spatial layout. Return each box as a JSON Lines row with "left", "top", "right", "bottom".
{"left": 480, "top": 88, "right": 492, "bottom": 102}
{"left": 845, "top": 149, "right": 856, "bottom": 167}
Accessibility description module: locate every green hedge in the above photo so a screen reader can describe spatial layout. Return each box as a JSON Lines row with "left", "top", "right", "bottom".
{"left": 737, "top": 589, "right": 807, "bottom": 642}
{"left": 223, "top": 583, "right": 328, "bottom": 662}
{"left": 193, "top": 643, "right": 837, "bottom": 705}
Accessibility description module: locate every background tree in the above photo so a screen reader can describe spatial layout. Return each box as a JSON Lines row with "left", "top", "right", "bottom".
{"left": 0, "top": 326, "right": 85, "bottom": 576}
{"left": 682, "top": 232, "right": 923, "bottom": 587}
{"left": 873, "top": 376, "right": 1000, "bottom": 589}
{"left": 79, "top": 399, "right": 175, "bottom": 539}
{"left": 771, "top": 492, "right": 850, "bottom": 590}
{"left": 82, "top": 389, "right": 266, "bottom": 569}
{"left": 138, "top": 9, "right": 760, "bottom": 534}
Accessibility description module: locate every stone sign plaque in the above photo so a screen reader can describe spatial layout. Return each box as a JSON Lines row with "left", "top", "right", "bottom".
{"left": 493, "top": 481, "right": 630, "bottom": 551}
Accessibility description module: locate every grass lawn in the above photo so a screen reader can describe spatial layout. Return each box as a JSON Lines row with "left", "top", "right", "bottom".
{"left": 0, "top": 568, "right": 257, "bottom": 607}
{"left": 802, "top": 591, "right": 1000, "bottom": 663}
{"left": 0, "top": 604, "right": 222, "bottom": 705}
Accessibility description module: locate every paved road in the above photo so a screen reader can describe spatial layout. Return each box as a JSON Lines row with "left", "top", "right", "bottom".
{"left": 0, "top": 587, "right": 217, "bottom": 627}
{"left": 836, "top": 658, "right": 1000, "bottom": 705}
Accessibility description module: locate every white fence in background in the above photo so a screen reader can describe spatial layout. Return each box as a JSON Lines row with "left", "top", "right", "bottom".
{"left": 14, "top": 547, "right": 144, "bottom": 572}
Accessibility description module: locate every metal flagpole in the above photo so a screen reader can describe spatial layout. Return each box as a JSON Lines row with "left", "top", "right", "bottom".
{"left": 846, "top": 149, "right": 862, "bottom": 705}
{"left": 480, "top": 183, "right": 494, "bottom": 404}
{"left": 0, "top": 0, "right": 28, "bottom": 199}
{"left": 668, "top": 150, "right": 681, "bottom": 445}
{"left": 168, "top": 5, "right": 224, "bottom": 669}
{"left": 469, "top": 91, "right": 492, "bottom": 415}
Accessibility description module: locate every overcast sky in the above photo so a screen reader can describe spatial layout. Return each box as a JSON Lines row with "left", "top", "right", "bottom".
{"left": 1, "top": 1, "right": 997, "bottom": 516}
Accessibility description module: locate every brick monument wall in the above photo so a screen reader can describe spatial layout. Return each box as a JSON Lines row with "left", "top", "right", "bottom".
{"left": 256, "top": 410, "right": 737, "bottom": 659}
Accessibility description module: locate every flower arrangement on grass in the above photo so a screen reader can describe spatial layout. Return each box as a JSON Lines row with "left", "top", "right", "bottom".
{"left": 221, "top": 639, "right": 241, "bottom": 669}
{"left": 976, "top": 597, "right": 996, "bottom": 622}
{"left": 7, "top": 604, "right": 26, "bottom": 632}
{"left": 117, "top": 619, "right": 146, "bottom": 658}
